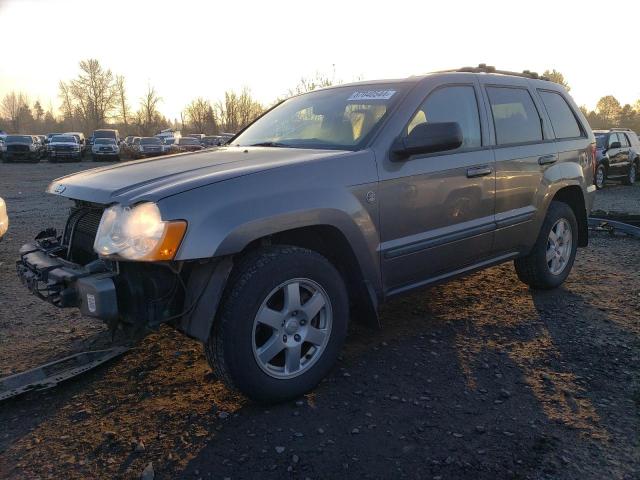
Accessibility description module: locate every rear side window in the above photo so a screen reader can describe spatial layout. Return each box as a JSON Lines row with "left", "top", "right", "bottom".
{"left": 486, "top": 87, "right": 542, "bottom": 145}
{"left": 406, "top": 85, "right": 482, "bottom": 149}
{"left": 538, "top": 91, "right": 582, "bottom": 139}
{"left": 620, "top": 133, "right": 630, "bottom": 147}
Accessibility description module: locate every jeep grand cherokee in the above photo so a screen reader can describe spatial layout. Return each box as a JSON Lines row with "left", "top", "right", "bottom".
{"left": 17, "top": 65, "right": 596, "bottom": 402}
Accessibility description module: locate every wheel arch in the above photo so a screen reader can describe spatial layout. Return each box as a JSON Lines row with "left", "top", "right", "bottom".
{"left": 549, "top": 185, "right": 588, "bottom": 247}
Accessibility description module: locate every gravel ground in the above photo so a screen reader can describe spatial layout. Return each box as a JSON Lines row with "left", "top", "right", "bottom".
{"left": 0, "top": 161, "right": 639, "bottom": 480}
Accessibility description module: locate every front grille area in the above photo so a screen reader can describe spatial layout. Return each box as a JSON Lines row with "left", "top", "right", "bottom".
{"left": 7, "top": 144, "right": 29, "bottom": 152}
{"left": 63, "top": 206, "right": 104, "bottom": 264}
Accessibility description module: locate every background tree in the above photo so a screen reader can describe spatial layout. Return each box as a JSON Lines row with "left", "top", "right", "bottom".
{"left": 542, "top": 69, "right": 570, "bottom": 91}
{"left": 288, "top": 69, "right": 336, "bottom": 96}
{"left": 114, "top": 75, "right": 131, "bottom": 129}
{"left": 1, "top": 91, "right": 31, "bottom": 132}
{"left": 134, "top": 84, "right": 167, "bottom": 135}
{"left": 59, "top": 59, "right": 118, "bottom": 131}
{"left": 596, "top": 95, "right": 622, "bottom": 125}
{"left": 184, "top": 97, "right": 218, "bottom": 133}
{"left": 216, "top": 88, "right": 263, "bottom": 133}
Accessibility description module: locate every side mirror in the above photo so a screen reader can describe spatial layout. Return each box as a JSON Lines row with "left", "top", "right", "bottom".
{"left": 609, "top": 141, "right": 621, "bottom": 149}
{"left": 392, "top": 122, "right": 463, "bottom": 160}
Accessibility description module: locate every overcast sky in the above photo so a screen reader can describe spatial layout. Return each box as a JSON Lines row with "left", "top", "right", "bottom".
{"left": 1, "top": 0, "right": 639, "bottom": 120}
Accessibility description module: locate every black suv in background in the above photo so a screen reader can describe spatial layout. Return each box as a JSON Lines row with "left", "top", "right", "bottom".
{"left": 1, "top": 135, "right": 40, "bottom": 163}
{"left": 594, "top": 128, "right": 639, "bottom": 189}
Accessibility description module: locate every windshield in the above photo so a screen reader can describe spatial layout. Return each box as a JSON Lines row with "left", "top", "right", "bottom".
{"left": 51, "top": 136, "right": 77, "bottom": 143}
{"left": 94, "top": 131, "right": 116, "bottom": 139}
{"left": 231, "top": 84, "right": 406, "bottom": 150}
{"left": 6, "top": 135, "right": 32, "bottom": 143}
{"left": 141, "top": 137, "right": 161, "bottom": 145}
{"left": 95, "top": 138, "right": 115, "bottom": 145}
{"left": 595, "top": 134, "right": 607, "bottom": 148}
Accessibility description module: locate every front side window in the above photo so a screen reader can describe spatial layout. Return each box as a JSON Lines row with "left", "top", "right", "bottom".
{"left": 538, "top": 91, "right": 582, "bottom": 139}
{"left": 406, "top": 85, "right": 482, "bottom": 149}
{"left": 232, "top": 84, "right": 407, "bottom": 150}
{"left": 487, "top": 87, "right": 543, "bottom": 145}
{"left": 608, "top": 133, "right": 620, "bottom": 147}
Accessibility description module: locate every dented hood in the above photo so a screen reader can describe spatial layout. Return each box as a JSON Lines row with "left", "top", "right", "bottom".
{"left": 47, "top": 146, "right": 344, "bottom": 205}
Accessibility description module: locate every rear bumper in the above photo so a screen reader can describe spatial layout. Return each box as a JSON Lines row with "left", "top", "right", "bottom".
{"left": 16, "top": 242, "right": 118, "bottom": 320}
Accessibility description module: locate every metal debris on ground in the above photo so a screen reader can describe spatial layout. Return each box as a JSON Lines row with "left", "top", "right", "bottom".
{"left": 0, "top": 347, "right": 129, "bottom": 401}
{"left": 588, "top": 216, "right": 640, "bottom": 239}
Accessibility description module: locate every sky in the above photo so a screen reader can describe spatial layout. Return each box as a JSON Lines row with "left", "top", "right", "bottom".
{"left": 1, "top": 0, "right": 639, "bottom": 121}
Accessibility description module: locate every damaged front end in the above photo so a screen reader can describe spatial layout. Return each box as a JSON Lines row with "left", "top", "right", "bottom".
{"left": 16, "top": 203, "right": 186, "bottom": 337}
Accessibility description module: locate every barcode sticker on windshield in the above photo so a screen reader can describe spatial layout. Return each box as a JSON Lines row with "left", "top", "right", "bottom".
{"left": 347, "top": 90, "right": 396, "bottom": 101}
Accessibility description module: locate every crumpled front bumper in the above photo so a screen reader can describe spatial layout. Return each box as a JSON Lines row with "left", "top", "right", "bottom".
{"left": 16, "top": 239, "right": 119, "bottom": 321}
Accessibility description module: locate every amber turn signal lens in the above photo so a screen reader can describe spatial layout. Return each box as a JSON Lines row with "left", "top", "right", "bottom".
{"left": 144, "top": 220, "right": 187, "bottom": 261}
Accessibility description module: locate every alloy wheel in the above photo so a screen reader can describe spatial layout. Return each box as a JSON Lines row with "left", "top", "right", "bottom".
{"left": 252, "top": 278, "right": 332, "bottom": 379}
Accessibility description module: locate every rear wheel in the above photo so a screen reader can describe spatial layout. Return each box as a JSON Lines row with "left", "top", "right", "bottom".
{"left": 595, "top": 164, "right": 606, "bottom": 189}
{"left": 514, "top": 201, "right": 578, "bottom": 290}
{"left": 623, "top": 161, "right": 637, "bottom": 185}
{"left": 205, "top": 246, "right": 349, "bottom": 403}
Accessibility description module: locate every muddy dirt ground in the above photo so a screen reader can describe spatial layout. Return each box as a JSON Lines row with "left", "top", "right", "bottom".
{"left": 0, "top": 161, "right": 638, "bottom": 479}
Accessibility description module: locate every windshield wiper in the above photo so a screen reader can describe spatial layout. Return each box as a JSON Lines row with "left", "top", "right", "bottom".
{"left": 249, "top": 142, "right": 290, "bottom": 148}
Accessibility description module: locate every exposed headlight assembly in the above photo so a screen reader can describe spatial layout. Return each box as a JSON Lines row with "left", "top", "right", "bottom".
{"left": 93, "top": 202, "right": 186, "bottom": 261}
{"left": 0, "top": 197, "right": 8, "bottom": 238}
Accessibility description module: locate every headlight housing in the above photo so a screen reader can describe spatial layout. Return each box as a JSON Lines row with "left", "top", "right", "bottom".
{"left": 93, "top": 202, "right": 186, "bottom": 261}
{"left": 0, "top": 197, "right": 8, "bottom": 238}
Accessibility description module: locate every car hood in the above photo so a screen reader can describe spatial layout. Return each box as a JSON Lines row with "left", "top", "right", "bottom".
{"left": 48, "top": 146, "right": 347, "bottom": 205}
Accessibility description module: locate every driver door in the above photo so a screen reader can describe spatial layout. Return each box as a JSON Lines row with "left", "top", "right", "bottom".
{"left": 378, "top": 82, "right": 495, "bottom": 293}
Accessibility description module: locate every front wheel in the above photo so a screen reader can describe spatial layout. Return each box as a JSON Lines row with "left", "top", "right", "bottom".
{"left": 205, "top": 246, "right": 349, "bottom": 403}
{"left": 514, "top": 201, "right": 578, "bottom": 290}
{"left": 623, "top": 161, "right": 637, "bottom": 185}
{"left": 595, "top": 164, "right": 606, "bottom": 190}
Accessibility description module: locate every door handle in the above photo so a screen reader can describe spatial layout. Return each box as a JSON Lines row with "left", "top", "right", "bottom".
{"left": 538, "top": 154, "right": 558, "bottom": 165}
{"left": 466, "top": 166, "right": 493, "bottom": 178}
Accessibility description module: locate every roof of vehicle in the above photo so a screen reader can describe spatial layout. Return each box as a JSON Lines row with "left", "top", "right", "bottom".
{"left": 320, "top": 64, "right": 559, "bottom": 93}
{"left": 593, "top": 128, "right": 636, "bottom": 134}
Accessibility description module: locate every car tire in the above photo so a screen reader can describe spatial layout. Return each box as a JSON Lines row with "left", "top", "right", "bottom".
{"left": 623, "top": 161, "right": 637, "bottom": 185}
{"left": 205, "top": 245, "right": 349, "bottom": 403}
{"left": 514, "top": 201, "right": 579, "bottom": 290}
{"left": 595, "top": 164, "right": 606, "bottom": 190}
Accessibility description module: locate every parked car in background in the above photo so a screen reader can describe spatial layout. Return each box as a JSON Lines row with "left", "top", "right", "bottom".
{"left": 17, "top": 67, "right": 596, "bottom": 402}
{"left": 173, "top": 136, "right": 204, "bottom": 152}
{"left": 0, "top": 197, "right": 8, "bottom": 241}
{"left": 64, "top": 132, "right": 87, "bottom": 158}
{"left": 92, "top": 129, "right": 120, "bottom": 146}
{"left": 202, "top": 135, "right": 223, "bottom": 147}
{"left": 124, "top": 136, "right": 136, "bottom": 146}
{"left": 133, "top": 137, "right": 164, "bottom": 159}
{"left": 185, "top": 133, "right": 206, "bottom": 142}
{"left": 91, "top": 137, "right": 120, "bottom": 161}
{"left": 48, "top": 134, "right": 82, "bottom": 162}
{"left": 593, "top": 128, "right": 639, "bottom": 189}
{"left": 219, "top": 133, "right": 235, "bottom": 144}
{"left": 1, "top": 135, "right": 40, "bottom": 163}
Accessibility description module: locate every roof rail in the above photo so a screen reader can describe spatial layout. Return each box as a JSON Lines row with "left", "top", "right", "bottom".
{"left": 610, "top": 127, "right": 632, "bottom": 132}
{"left": 435, "top": 64, "right": 550, "bottom": 81}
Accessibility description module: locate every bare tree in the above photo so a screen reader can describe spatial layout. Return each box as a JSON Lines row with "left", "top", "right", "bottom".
{"left": 288, "top": 70, "right": 336, "bottom": 97}
{"left": 135, "top": 84, "right": 166, "bottom": 135}
{"left": 59, "top": 59, "right": 118, "bottom": 131}
{"left": 1, "top": 91, "right": 32, "bottom": 132}
{"left": 184, "top": 97, "right": 217, "bottom": 134}
{"left": 216, "top": 88, "right": 263, "bottom": 133}
{"left": 114, "top": 75, "right": 131, "bottom": 129}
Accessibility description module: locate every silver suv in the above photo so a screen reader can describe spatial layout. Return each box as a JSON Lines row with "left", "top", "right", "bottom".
{"left": 17, "top": 65, "right": 596, "bottom": 402}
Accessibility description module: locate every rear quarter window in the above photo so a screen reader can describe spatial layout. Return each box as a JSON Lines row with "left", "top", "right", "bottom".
{"left": 486, "top": 86, "right": 543, "bottom": 145}
{"left": 538, "top": 90, "right": 583, "bottom": 139}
